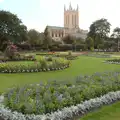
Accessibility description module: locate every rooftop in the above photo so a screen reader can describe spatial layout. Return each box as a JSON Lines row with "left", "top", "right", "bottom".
{"left": 47, "top": 26, "right": 64, "bottom": 29}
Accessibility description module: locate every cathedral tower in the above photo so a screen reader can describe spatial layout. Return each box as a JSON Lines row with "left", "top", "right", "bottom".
{"left": 64, "top": 3, "right": 79, "bottom": 29}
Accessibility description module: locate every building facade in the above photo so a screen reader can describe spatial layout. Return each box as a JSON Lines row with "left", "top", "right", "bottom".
{"left": 47, "top": 3, "right": 88, "bottom": 41}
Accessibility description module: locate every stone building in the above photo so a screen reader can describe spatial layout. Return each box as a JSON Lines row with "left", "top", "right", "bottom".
{"left": 47, "top": 3, "right": 88, "bottom": 41}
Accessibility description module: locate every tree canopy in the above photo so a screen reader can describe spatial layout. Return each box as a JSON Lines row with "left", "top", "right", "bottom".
{"left": 43, "top": 26, "right": 52, "bottom": 49}
{"left": 28, "top": 29, "right": 44, "bottom": 45}
{"left": 62, "top": 34, "right": 75, "bottom": 44}
{"left": 88, "top": 18, "right": 111, "bottom": 49}
{"left": 0, "top": 10, "right": 27, "bottom": 51}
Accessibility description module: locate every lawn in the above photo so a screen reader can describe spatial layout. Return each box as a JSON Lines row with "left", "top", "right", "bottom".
{"left": 80, "top": 101, "right": 120, "bottom": 120}
{"left": 0, "top": 56, "right": 120, "bottom": 93}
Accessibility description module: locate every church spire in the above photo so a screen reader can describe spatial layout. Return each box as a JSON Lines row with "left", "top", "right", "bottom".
{"left": 69, "top": 2, "right": 72, "bottom": 10}
{"left": 64, "top": 4, "right": 66, "bottom": 11}
{"left": 77, "top": 4, "right": 79, "bottom": 11}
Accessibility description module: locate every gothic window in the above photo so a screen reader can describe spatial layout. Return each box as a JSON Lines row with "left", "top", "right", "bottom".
{"left": 66, "top": 16, "right": 67, "bottom": 24}
{"left": 62, "top": 32, "right": 64, "bottom": 37}
{"left": 75, "top": 15, "right": 76, "bottom": 26}
{"left": 55, "top": 33, "right": 57, "bottom": 37}
{"left": 72, "top": 15, "right": 73, "bottom": 25}
{"left": 59, "top": 31, "right": 61, "bottom": 37}
{"left": 68, "top": 15, "right": 69, "bottom": 24}
{"left": 52, "top": 32, "right": 54, "bottom": 37}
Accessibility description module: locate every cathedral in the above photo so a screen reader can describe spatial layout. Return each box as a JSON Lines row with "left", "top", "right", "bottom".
{"left": 47, "top": 3, "right": 88, "bottom": 41}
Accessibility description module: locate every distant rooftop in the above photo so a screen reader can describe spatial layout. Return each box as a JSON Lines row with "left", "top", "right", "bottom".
{"left": 47, "top": 26, "right": 64, "bottom": 29}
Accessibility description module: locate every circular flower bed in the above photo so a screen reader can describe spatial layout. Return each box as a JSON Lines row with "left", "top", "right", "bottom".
{"left": 84, "top": 53, "right": 111, "bottom": 58}
{"left": 0, "top": 57, "right": 70, "bottom": 73}
{"left": 104, "top": 59, "right": 120, "bottom": 64}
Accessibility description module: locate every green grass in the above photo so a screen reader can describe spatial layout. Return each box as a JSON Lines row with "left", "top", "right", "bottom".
{"left": 80, "top": 101, "right": 120, "bottom": 120}
{"left": 0, "top": 56, "right": 120, "bottom": 92}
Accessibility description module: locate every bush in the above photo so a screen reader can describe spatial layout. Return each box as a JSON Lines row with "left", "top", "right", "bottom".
{"left": 46, "top": 56, "right": 53, "bottom": 61}
{"left": 68, "top": 51, "right": 72, "bottom": 56}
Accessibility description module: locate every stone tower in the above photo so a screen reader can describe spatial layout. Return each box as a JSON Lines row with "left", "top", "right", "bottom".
{"left": 64, "top": 3, "right": 79, "bottom": 29}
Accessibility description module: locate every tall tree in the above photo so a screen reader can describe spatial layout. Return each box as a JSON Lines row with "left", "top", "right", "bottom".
{"left": 0, "top": 10, "right": 27, "bottom": 51}
{"left": 111, "top": 27, "right": 120, "bottom": 51}
{"left": 28, "top": 29, "right": 43, "bottom": 45}
{"left": 88, "top": 18, "right": 111, "bottom": 49}
{"left": 85, "top": 37, "right": 94, "bottom": 51}
{"left": 43, "top": 26, "right": 52, "bottom": 50}
{"left": 62, "top": 34, "right": 75, "bottom": 44}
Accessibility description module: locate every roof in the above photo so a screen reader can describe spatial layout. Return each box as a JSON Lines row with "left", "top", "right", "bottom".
{"left": 47, "top": 26, "right": 64, "bottom": 30}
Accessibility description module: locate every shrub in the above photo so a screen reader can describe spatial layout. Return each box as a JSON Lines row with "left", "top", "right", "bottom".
{"left": 46, "top": 56, "right": 53, "bottom": 61}
{"left": 68, "top": 51, "right": 72, "bottom": 56}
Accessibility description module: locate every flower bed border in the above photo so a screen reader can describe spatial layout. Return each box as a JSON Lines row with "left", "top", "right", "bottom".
{"left": 0, "top": 90, "right": 120, "bottom": 120}
{"left": 0, "top": 64, "right": 70, "bottom": 74}
{"left": 104, "top": 61, "right": 120, "bottom": 65}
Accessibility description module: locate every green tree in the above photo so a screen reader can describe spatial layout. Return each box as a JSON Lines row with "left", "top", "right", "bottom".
{"left": 88, "top": 18, "right": 111, "bottom": 49}
{"left": 43, "top": 26, "right": 52, "bottom": 50}
{"left": 28, "top": 29, "right": 43, "bottom": 45}
{"left": 111, "top": 27, "right": 120, "bottom": 51}
{"left": 62, "top": 34, "right": 75, "bottom": 44}
{"left": 0, "top": 10, "right": 27, "bottom": 50}
{"left": 85, "top": 37, "right": 94, "bottom": 51}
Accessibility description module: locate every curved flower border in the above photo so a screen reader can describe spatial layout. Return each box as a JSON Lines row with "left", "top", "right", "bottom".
{"left": 0, "top": 90, "right": 120, "bottom": 120}
{"left": 0, "top": 64, "right": 70, "bottom": 74}
{"left": 104, "top": 61, "right": 120, "bottom": 65}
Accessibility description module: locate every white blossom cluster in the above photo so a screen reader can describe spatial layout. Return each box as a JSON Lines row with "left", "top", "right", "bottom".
{"left": 0, "top": 65, "right": 69, "bottom": 74}
{"left": 0, "top": 90, "right": 120, "bottom": 120}
{"left": 104, "top": 61, "right": 120, "bottom": 64}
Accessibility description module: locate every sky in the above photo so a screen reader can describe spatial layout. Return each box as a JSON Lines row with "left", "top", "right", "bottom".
{"left": 0, "top": 0, "right": 120, "bottom": 33}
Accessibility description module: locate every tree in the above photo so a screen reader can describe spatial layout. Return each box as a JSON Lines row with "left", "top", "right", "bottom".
{"left": 0, "top": 10, "right": 27, "bottom": 51}
{"left": 88, "top": 18, "right": 111, "bottom": 49}
{"left": 43, "top": 26, "right": 52, "bottom": 50}
{"left": 85, "top": 37, "right": 94, "bottom": 51}
{"left": 111, "top": 27, "right": 120, "bottom": 51}
{"left": 62, "top": 34, "right": 75, "bottom": 44}
{"left": 28, "top": 29, "right": 43, "bottom": 45}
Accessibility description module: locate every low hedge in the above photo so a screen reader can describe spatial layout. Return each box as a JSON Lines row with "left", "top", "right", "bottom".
{"left": 65, "top": 55, "right": 78, "bottom": 60}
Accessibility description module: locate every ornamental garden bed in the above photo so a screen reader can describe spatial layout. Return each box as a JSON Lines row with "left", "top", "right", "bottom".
{"left": 0, "top": 57, "right": 70, "bottom": 73}
{"left": 83, "top": 53, "right": 111, "bottom": 58}
{"left": 104, "top": 59, "right": 120, "bottom": 64}
{"left": 1, "top": 71, "right": 120, "bottom": 119}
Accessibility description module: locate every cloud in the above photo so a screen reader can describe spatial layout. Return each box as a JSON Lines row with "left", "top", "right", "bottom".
{"left": 0, "top": 0, "right": 4, "bottom": 2}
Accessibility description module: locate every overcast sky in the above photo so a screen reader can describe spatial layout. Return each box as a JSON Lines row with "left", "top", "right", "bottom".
{"left": 0, "top": 0, "right": 120, "bottom": 32}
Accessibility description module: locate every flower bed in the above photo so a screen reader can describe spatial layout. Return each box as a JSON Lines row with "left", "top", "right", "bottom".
{"left": 65, "top": 55, "right": 78, "bottom": 60}
{"left": 0, "top": 57, "right": 70, "bottom": 73}
{"left": 1, "top": 71, "right": 120, "bottom": 117}
{"left": 0, "top": 55, "right": 36, "bottom": 62}
{"left": 1, "top": 91, "right": 120, "bottom": 120}
{"left": 83, "top": 53, "right": 111, "bottom": 58}
{"left": 1, "top": 71, "right": 120, "bottom": 119}
{"left": 104, "top": 59, "right": 120, "bottom": 64}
